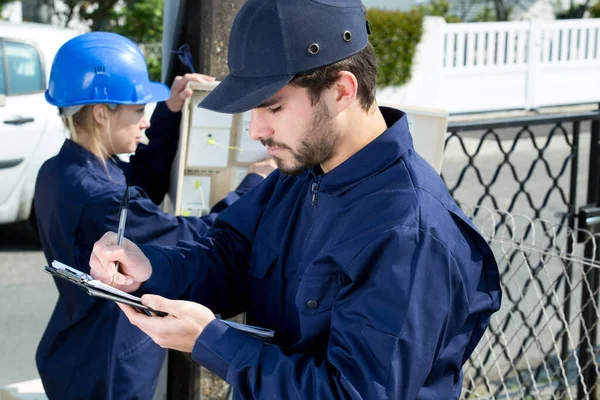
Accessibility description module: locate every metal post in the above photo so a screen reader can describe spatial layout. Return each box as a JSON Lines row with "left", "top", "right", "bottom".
{"left": 166, "top": 1, "right": 245, "bottom": 399}
{"left": 577, "top": 206, "right": 600, "bottom": 400}
{"left": 559, "top": 121, "right": 579, "bottom": 397}
{"left": 576, "top": 116, "right": 600, "bottom": 400}
{"left": 525, "top": 19, "right": 541, "bottom": 110}
{"left": 167, "top": 351, "right": 202, "bottom": 400}
{"left": 587, "top": 117, "right": 600, "bottom": 205}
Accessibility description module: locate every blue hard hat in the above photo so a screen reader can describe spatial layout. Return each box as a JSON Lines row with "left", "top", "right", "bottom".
{"left": 199, "top": 0, "right": 369, "bottom": 114}
{"left": 45, "top": 32, "right": 169, "bottom": 107}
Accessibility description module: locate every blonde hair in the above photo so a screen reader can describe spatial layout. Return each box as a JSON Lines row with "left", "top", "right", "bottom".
{"left": 62, "top": 104, "right": 119, "bottom": 171}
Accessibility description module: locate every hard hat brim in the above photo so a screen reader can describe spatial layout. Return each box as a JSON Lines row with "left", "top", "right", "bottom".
{"left": 45, "top": 81, "right": 170, "bottom": 108}
{"left": 146, "top": 81, "right": 171, "bottom": 104}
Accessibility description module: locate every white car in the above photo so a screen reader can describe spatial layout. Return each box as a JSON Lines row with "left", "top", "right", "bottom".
{"left": 0, "top": 21, "right": 77, "bottom": 227}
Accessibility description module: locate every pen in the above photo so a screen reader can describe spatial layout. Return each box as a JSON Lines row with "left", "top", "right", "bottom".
{"left": 111, "top": 186, "right": 130, "bottom": 287}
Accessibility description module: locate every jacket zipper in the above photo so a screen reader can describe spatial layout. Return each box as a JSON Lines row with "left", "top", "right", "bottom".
{"left": 300, "top": 178, "right": 320, "bottom": 263}
{"left": 311, "top": 180, "right": 319, "bottom": 207}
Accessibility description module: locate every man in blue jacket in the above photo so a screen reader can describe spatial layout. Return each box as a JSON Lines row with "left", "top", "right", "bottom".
{"left": 89, "top": 0, "right": 502, "bottom": 398}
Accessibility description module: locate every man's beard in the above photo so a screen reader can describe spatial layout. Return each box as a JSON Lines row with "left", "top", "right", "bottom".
{"left": 262, "top": 102, "right": 339, "bottom": 176}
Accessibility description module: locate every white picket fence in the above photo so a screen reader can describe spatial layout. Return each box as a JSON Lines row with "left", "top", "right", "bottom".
{"left": 377, "top": 17, "right": 600, "bottom": 114}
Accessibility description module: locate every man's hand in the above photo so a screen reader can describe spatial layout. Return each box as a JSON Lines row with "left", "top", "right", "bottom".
{"left": 89, "top": 232, "right": 152, "bottom": 292}
{"left": 118, "top": 295, "right": 216, "bottom": 353}
{"left": 248, "top": 158, "right": 278, "bottom": 178}
{"left": 165, "top": 73, "right": 216, "bottom": 113}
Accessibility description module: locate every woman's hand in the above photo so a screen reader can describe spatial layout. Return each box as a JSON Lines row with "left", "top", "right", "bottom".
{"left": 165, "top": 73, "right": 216, "bottom": 113}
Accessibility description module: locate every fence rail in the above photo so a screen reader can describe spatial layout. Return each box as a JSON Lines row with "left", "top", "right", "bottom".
{"left": 444, "top": 19, "right": 600, "bottom": 69}
{"left": 444, "top": 21, "right": 531, "bottom": 68}
{"left": 442, "top": 111, "right": 600, "bottom": 224}
{"left": 377, "top": 17, "right": 600, "bottom": 113}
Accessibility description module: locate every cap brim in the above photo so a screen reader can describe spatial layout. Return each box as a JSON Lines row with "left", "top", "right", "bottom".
{"left": 198, "top": 73, "right": 294, "bottom": 114}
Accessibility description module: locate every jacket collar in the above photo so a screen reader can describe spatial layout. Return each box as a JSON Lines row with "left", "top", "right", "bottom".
{"left": 308, "top": 107, "right": 412, "bottom": 195}
{"left": 58, "top": 139, "right": 126, "bottom": 184}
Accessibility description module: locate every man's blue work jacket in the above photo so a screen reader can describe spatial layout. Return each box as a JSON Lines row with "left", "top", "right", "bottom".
{"left": 140, "top": 107, "right": 502, "bottom": 399}
{"left": 34, "top": 102, "right": 263, "bottom": 400}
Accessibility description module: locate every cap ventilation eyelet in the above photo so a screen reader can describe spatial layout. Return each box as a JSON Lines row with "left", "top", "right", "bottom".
{"left": 308, "top": 43, "right": 320, "bottom": 55}
{"left": 343, "top": 31, "right": 352, "bottom": 42}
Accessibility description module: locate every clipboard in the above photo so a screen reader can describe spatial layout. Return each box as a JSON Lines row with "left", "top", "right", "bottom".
{"left": 44, "top": 260, "right": 276, "bottom": 340}
{"left": 44, "top": 260, "right": 167, "bottom": 317}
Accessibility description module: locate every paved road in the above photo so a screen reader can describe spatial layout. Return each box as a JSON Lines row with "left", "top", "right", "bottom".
{"left": 0, "top": 223, "right": 56, "bottom": 388}
{"left": 0, "top": 127, "right": 592, "bottom": 393}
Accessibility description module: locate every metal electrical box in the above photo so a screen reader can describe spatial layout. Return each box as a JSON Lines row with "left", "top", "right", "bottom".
{"left": 165, "top": 82, "right": 449, "bottom": 216}
{"left": 165, "top": 81, "right": 269, "bottom": 217}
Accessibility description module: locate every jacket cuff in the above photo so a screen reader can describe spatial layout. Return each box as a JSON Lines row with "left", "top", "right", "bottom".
{"left": 138, "top": 244, "right": 173, "bottom": 297}
{"left": 152, "top": 101, "right": 178, "bottom": 120}
{"left": 192, "top": 319, "right": 253, "bottom": 380}
{"left": 144, "top": 102, "right": 180, "bottom": 140}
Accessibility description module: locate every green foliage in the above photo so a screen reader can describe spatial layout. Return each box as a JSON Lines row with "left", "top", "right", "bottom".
{"left": 108, "top": 0, "right": 164, "bottom": 82}
{"left": 591, "top": 1, "right": 600, "bottom": 17}
{"left": 142, "top": 46, "right": 162, "bottom": 82}
{"left": 76, "top": 0, "right": 121, "bottom": 30}
{"left": 553, "top": 0, "right": 600, "bottom": 19}
{"left": 109, "top": 0, "right": 163, "bottom": 43}
{"left": 367, "top": 9, "right": 424, "bottom": 88}
{"left": 416, "top": 0, "right": 462, "bottom": 23}
{"left": 0, "top": 0, "right": 12, "bottom": 10}
{"left": 0, "top": 0, "right": 17, "bottom": 20}
{"left": 16, "top": 0, "right": 164, "bottom": 80}
{"left": 473, "top": 6, "right": 497, "bottom": 21}
{"left": 555, "top": 3, "right": 589, "bottom": 18}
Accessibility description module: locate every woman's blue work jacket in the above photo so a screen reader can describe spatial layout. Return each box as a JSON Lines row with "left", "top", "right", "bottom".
{"left": 34, "top": 102, "right": 263, "bottom": 400}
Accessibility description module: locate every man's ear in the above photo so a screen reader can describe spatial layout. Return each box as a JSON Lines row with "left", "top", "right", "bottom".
{"left": 332, "top": 71, "right": 358, "bottom": 113}
{"left": 92, "top": 104, "right": 109, "bottom": 126}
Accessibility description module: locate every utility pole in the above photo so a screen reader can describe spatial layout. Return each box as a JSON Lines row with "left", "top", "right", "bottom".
{"left": 164, "top": 0, "right": 244, "bottom": 83}
{"left": 194, "top": 1, "right": 244, "bottom": 78}
{"left": 164, "top": 1, "right": 245, "bottom": 399}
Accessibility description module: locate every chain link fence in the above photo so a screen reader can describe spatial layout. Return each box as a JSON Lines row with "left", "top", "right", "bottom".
{"left": 460, "top": 206, "right": 600, "bottom": 399}
{"left": 443, "top": 110, "right": 600, "bottom": 399}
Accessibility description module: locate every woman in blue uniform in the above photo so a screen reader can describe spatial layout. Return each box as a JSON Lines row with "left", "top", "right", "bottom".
{"left": 34, "top": 32, "right": 274, "bottom": 400}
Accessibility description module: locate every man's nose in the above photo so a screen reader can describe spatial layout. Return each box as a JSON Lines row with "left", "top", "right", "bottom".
{"left": 248, "top": 110, "right": 272, "bottom": 142}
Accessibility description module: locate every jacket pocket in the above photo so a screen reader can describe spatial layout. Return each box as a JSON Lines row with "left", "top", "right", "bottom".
{"left": 114, "top": 333, "right": 166, "bottom": 400}
{"left": 295, "top": 272, "right": 344, "bottom": 316}
{"left": 246, "top": 243, "right": 283, "bottom": 324}
{"left": 360, "top": 324, "right": 398, "bottom": 379}
{"left": 248, "top": 242, "right": 279, "bottom": 279}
